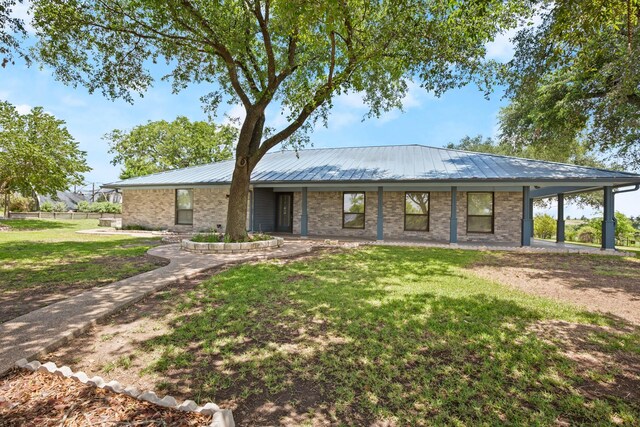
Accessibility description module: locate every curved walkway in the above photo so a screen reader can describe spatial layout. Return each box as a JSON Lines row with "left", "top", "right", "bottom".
{"left": 0, "top": 242, "right": 313, "bottom": 376}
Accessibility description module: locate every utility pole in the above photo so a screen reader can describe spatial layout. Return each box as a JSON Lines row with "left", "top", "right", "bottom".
{"left": 92, "top": 183, "right": 95, "bottom": 202}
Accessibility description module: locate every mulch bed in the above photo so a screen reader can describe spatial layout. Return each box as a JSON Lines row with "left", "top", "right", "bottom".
{"left": 0, "top": 370, "right": 212, "bottom": 426}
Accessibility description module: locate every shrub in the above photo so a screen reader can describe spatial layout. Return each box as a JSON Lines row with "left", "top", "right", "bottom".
{"left": 576, "top": 225, "right": 599, "bottom": 243}
{"left": 76, "top": 200, "right": 90, "bottom": 212}
{"left": 9, "top": 194, "right": 35, "bottom": 212}
{"left": 533, "top": 213, "right": 556, "bottom": 240}
{"left": 121, "top": 224, "right": 162, "bottom": 231}
{"left": 77, "top": 201, "right": 122, "bottom": 213}
{"left": 40, "top": 201, "right": 54, "bottom": 212}
{"left": 190, "top": 232, "right": 273, "bottom": 243}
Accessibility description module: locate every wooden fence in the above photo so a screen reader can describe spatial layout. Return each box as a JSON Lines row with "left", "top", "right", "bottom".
{"left": 8, "top": 212, "right": 122, "bottom": 220}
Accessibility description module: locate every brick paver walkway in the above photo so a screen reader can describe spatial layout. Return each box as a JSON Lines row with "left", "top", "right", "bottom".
{"left": 0, "top": 242, "right": 313, "bottom": 376}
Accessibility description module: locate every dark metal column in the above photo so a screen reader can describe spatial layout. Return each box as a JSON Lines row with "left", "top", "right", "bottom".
{"left": 377, "top": 186, "right": 384, "bottom": 241}
{"left": 556, "top": 193, "right": 565, "bottom": 243}
{"left": 530, "top": 200, "right": 534, "bottom": 237}
{"left": 450, "top": 186, "right": 458, "bottom": 243}
{"left": 522, "top": 186, "right": 532, "bottom": 246}
{"left": 301, "top": 187, "right": 308, "bottom": 237}
{"left": 602, "top": 186, "right": 615, "bottom": 250}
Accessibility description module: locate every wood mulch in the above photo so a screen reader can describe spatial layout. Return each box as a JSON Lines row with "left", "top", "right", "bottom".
{"left": 0, "top": 370, "right": 212, "bottom": 426}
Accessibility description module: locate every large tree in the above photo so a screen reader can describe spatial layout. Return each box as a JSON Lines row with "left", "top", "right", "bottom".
{"left": 0, "top": 0, "right": 28, "bottom": 66}
{"left": 31, "top": 0, "right": 531, "bottom": 239}
{"left": 0, "top": 101, "right": 90, "bottom": 216}
{"left": 502, "top": 0, "right": 640, "bottom": 169}
{"left": 105, "top": 116, "right": 236, "bottom": 179}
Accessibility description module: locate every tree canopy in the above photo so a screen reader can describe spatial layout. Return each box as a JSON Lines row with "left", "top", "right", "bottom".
{"left": 105, "top": 116, "right": 236, "bottom": 179}
{"left": 0, "top": 0, "right": 28, "bottom": 66}
{"left": 0, "top": 101, "right": 90, "bottom": 214}
{"left": 31, "top": 0, "right": 532, "bottom": 239}
{"left": 502, "top": 0, "right": 640, "bottom": 169}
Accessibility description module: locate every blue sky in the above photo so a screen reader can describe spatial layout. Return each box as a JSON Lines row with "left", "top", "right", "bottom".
{"left": 2, "top": 5, "right": 638, "bottom": 218}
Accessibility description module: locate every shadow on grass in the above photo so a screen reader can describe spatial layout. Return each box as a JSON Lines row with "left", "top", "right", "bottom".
{"left": 132, "top": 246, "right": 639, "bottom": 425}
{"left": 0, "top": 219, "right": 76, "bottom": 231}
{"left": 0, "top": 239, "right": 165, "bottom": 322}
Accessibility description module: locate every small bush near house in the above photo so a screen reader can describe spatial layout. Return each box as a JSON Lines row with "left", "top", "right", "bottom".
{"left": 190, "top": 232, "right": 273, "bottom": 243}
{"left": 40, "top": 201, "right": 68, "bottom": 212}
{"left": 120, "top": 224, "right": 163, "bottom": 231}
{"left": 77, "top": 201, "right": 122, "bottom": 214}
{"left": 533, "top": 213, "right": 556, "bottom": 239}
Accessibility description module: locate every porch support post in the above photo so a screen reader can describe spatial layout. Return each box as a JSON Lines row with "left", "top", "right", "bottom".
{"left": 602, "top": 186, "right": 615, "bottom": 250}
{"left": 377, "top": 186, "right": 384, "bottom": 241}
{"left": 449, "top": 186, "right": 458, "bottom": 244}
{"left": 556, "top": 193, "right": 565, "bottom": 243}
{"left": 301, "top": 187, "right": 308, "bottom": 237}
{"left": 521, "top": 186, "right": 532, "bottom": 247}
{"left": 249, "top": 189, "right": 254, "bottom": 232}
{"left": 530, "top": 200, "right": 534, "bottom": 237}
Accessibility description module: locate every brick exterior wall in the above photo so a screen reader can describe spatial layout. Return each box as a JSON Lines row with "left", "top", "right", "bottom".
{"left": 122, "top": 187, "right": 249, "bottom": 232}
{"left": 122, "top": 188, "right": 522, "bottom": 243}
{"left": 301, "top": 190, "right": 521, "bottom": 243}
{"left": 306, "top": 191, "right": 378, "bottom": 238}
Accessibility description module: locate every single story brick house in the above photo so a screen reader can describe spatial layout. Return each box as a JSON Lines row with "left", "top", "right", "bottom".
{"left": 104, "top": 145, "right": 640, "bottom": 249}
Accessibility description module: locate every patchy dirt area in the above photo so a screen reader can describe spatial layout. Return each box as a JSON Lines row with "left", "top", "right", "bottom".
{"left": 530, "top": 320, "right": 640, "bottom": 403}
{"left": 0, "top": 370, "right": 212, "bottom": 426}
{"left": 471, "top": 252, "right": 640, "bottom": 324}
{"left": 0, "top": 254, "right": 168, "bottom": 323}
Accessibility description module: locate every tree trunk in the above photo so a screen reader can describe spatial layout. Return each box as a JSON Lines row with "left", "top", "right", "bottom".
{"left": 225, "top": 111, "right": 266, "bottom": 241}
{"left": 4, "top": 192, "right": 9, "bottom": 218}
{"left": 225, "top": 161, "right": 252, "bottom": 240}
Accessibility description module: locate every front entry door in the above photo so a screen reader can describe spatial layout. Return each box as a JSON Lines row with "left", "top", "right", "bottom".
{"left": 276, "top": 193, "right": 293, "bottom": 233}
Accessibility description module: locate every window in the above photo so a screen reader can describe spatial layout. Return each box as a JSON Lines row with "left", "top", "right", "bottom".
{"left": 343, "top": 192, "right": 365, "bottom": 229}
{"left": 176, "top": 189, "right": 193, "bottom": 225}
{"left": 405, "top": 192, "right": 429, "bottom": 231}
{"left": 467, "top": 192, "right": 494, "bottom": 233}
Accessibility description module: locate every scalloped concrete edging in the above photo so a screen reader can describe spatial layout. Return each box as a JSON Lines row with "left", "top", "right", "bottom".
{"left": 15, "top": 358, "right": 234, "bottom": 427}
{"left": 182, "top": 237, "right": 285, "bottom": 254}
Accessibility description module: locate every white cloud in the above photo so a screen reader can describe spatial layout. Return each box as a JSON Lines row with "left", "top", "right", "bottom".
{"left": 485, "top": 28, "right": 518, "bottom": 61}
{"left": 15, "top": 103, "right": 32, "bottom": 114}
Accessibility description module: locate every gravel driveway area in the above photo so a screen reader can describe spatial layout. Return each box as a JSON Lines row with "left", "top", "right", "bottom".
{"left": 470, "top": 252, "right": 640, "bottom": 325}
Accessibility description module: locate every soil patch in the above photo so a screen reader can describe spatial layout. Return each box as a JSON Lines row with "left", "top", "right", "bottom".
{"left": 470, "top": 252, "right": 640, "bottom": 324}
{"left": 0, "top": 254, "right": 168, "bottom": 323}
{"left": 0, "top": 370, "right": 212, "bottom": 426}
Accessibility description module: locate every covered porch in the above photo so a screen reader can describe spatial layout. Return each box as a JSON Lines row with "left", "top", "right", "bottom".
{"left": 250, "top": 180, "right": 639, "bottom": 251}
{"left": 528, "top": 183, "right": 640, "bottom": 251}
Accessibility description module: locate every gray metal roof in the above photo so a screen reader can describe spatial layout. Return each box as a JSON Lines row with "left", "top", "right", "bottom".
{"left": 105, "top": 144, "right": 640, "bottom": 188}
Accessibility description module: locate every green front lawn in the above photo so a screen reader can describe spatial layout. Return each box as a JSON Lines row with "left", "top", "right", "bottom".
{"left": 0, "top": 219, "right": 164, "bottom": 322}
{"left": 137, "top": 246, "right": 639, "bottom": 425}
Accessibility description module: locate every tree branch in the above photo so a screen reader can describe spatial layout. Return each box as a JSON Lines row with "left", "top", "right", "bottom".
{"left": 250, "top": 0, "right": 276, "bottom": 83}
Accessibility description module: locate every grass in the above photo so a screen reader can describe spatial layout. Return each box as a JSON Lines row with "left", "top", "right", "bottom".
{"left": 538, "top": 237, "right": 640, "bottom": 258}
{"left": 138, "top": 246, "right": 640, "bottom": 425}
{"left": 0, "top": 218, "right": 164, "bottom": 322}
{"left": 0, "top": 219, "right": 161, "bottom": 292}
